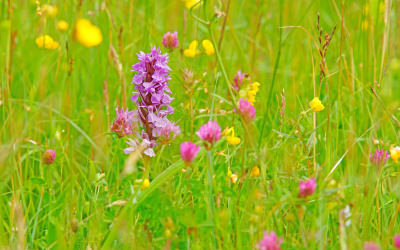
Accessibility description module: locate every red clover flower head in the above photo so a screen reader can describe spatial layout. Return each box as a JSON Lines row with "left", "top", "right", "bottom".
{"left": 363, "top": 242, "right": 380, "bottom": 250}
{"left": 394, "top": 234, "right": 400, "bottom": 249}
{"left": 42, "top": 149, "right": 56, "bottom": 165}
{"left": 238, "top": 98, "right": 256, "bottom": 122}
{"left": 256, "top": 231, "right": 283, "bottom": 250}
{"left": 111, "top": 106, "right": 136, "bottom": 137}
{"left": 162, "top": 31, "right": 179, "bottom": 50}
{"left": 233, "top": 70, "right": 246, "bottom": 91}
{"left": 180, "top": 141, "right": 200, "bottom": 166}
{"left": 299, "top": 178, "right": 316, "bottom": 198}
{"left": 369, "top": 148, "right": 390, "bottom": 167}
{"left": 196, "top": 120, "right": 221, "bottom": 150}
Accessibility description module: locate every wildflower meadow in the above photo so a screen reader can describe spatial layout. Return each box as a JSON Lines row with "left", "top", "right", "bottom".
{"left": 2, "top": 0, "right": 400, "bottom": 249}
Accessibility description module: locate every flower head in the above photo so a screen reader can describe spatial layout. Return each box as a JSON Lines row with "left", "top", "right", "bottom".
{"left": 42, "top": 149, "right": 56, "bottom": 165}
{"left": 74, "top": 18, "right": 102, "bottom": 47}
{"left": 225, "top": 127, "right": 241, "bottom": 145}
{"left": 184, "top": 40, "right": 201, "bottom": 57}
{"left": 111, "top": 107, "right": 136, "bottom": 138}
{"left": 35, "top": 35, "right": 59, "bottom": 50}
{"left": 183, "top": 0, "right": 201, "bottom": 9}
{"left": 196, "top": 121, "right": 221, "bottom": 149}
{"left": 369, "top": 148, "right": 390, "bottom": 167}
{"left": 299, "top": 178, "right": 316, "bottom": 198}
{"left": 364, "top": 242, "right": 380, "bottom": 250}
{"left": 57, "top": 20, "right": 69, "bottom": 31}
{"left": 180, "top": 141, "right": 200, "bottom": 166}
{"left": 394, "top": 234, "right": 400, "bottom": 249}
{"left": 131, "top": 47, "right": 178, "bottom": 156}
{"left": 250, "top": 166, "right": 260, "bottom": 177}
{"left": 41, "top": 4, "right": 58, "bottom": 18}
{"left": 233, "top": 70, "right": 246, "bottom": 91}
{"left": 238, "top": 98, "right": 256, "bottom": 122}
{"left": 310, "top": 97, "right": 325, "bottom": 112}
{"left": 256, "top": 231, "right": 283, "bottom": 250}
{"left": 162, "top": 31, "right": 179, "bottom": 50}
{"left": 247, "top": 81, "right": 260, "bottom": 105}
{"left": 202, "top": 40, "right": 215, "bottom": 55}
{"left": 158, "top": 120, "right": 180, "bottom": 144}
{"left": 142, "top": 179, "right": 150, "bottom": 189}
{"left": 390, "top": 146, "right": 400, "bottom": 163}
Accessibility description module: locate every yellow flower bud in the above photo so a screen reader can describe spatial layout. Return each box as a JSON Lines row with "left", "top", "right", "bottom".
{"left": 390, "top": 146, "right": 400, "bottom": 163}
{"left": 227, "top": 136, "right": 241, "bottom": 145}
{"left": 57, "top": 20, "right": 69, "bottom": 31}
{"left": 74, "top": 19, "right": 102, "bottom": 48}
{"left": 35, "top": 35, "right": 58, "bottom": 50}
{"left": 202, "top": 39, "right": 214, "bottom": 55}
{"left": 250, "top": 166, "right": 260, "bottom": 177}
{"left": 309, "top": 97, "right": 325, "bottom": 112}
{"left": 141, "top": 179, "right": 150, "bottom": 190}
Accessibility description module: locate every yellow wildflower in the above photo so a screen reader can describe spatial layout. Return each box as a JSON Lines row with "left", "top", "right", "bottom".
{"left": 390, "top": 146, "right": 400, "bottom": 163}
{"left": 309, "top": 97, "right": 325, "bottom": 112}
{"left": 227, "top": 169, "right": 232, "bottom": 178}
{"left": 225, "top": 127, "right": 241, "bottom": 145}
{"left": 222, "top": 127, "right": 233, "bottom": 136}
{"left": 35, "top": 35, "right": 59, "bottom": 50}
{"left": 183, "top": 0, "right": 200, "bottom": 9}
{"left": 42, "top": 4, "right": 58, "bottom": 18}
{"left": 184, "top": 40, "right": 200, "bottom": 57}
{"left": 74, "top": 18, "right": 103, "bottom": 48}
{"left": 250, "top": 166, "right": 260, "bottom": 177}
{"left": 230, "top": 174, "right": 238, "bottom": 184}
{"left": 141, "top": 179, "right": 150, "bottom": 190}
{"left": 57, "top": 20, "right": 69, "bottom": 31}
{"left": 202, "top": 40, "right": 215, "bottom": 55}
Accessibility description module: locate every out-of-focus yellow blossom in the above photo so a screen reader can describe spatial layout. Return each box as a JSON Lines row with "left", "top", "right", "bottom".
{"left": 361, "top": 20, "right": 369, "bottom": 31}
{"left": 227, "top": 169, "right": 233, "bottom": 178}
{"left": 250, "top": 166, "right": 260, "bottom": 177}
{"left": 57, "top": 20, "right": 69, "bottom": 31}
{"left": 390, "top": 146, "right": 400, "bottom": 163}
{"left": 247, "top": 81, "right": 260, "bottom": 105}
{"left": 222, "top": 127, "right": 233, "bottom": 136}
{"left": 183, "top": 0, "right": 201, "bottom": 9}
{"left": 224, "top": 127, "right": 241, "bottom": 145}
{"left": 74, "top": 18, "right": 103, "bottom": 48}
{"left": 42, "top": 4, "right": 58, "bottom": 18}
{"left": 202, "top": 40, "right": 215, "bottom": 55}
{"left": 230, "top": 174, "right": 238, "bottom": 184}
{"left": 141, "top": 179, "right": 150, "bottom": 189}
{"left": 184, "top": 40, "right": 200, "bottom": 57}
{"left": 309, "top": 97, "right": 325, "bottom": 112}
{"left": 35, "top": 35, "right": 59, "bottom": 50}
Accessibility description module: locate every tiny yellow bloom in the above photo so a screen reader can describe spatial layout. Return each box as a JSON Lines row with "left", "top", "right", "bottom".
{"left": 183, "top": 0, "right": 200, "bottom": 9}
{"left": 390, "top": 146, "right": 400, "bottom": 163}
{"left": 250, "top": 166, "right": 260, "bottom": 177}
{"left": 35, "top": 35, "right": 59, "bottom": 50}
{"left": 141, "top": 178, "right": 150, "bottom": 189}
{"left": 202, "top": 40, "right": 214, "bottom": 55}
{"left": 184, "top": 40, "right": 200, "bottom": 57}
{"left": 230, "top": 174, "right": 238, "bottom": 184}
{"left": 42, "top": 4, "right": 58, "bottom": 18}
{"left": 222, "top": 127, "right": 234, "bottom": 136}
{"left": 309, "top": 97, "right": 325, "bottom": 112}
{"left": 227, "top": 136, "right": 241, "bottom": 145}
{"left": 57, "top": 20, "right": 69, "bottom": 31}
{"left": 74, "top": 18, "right": 103, "bottom": 48}
{"left": 227, "top": 169, "right": 232, "bottom": 178}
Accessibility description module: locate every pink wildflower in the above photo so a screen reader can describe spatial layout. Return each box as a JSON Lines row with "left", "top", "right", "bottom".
{"left": 162, "top": 31, "right": 179, "bottom": 50}
{"left": 196, "top": 121, "right": 221, "bottom": 150}
{"left": 111, "top": 106, "right": 136, "bottom": 137}
{"left": 363, "top": 242, "right": 380, "bottom": 250}
{"left": 256, "top": 231, "right": 283, "bottom": 250}
{"left": 42, "top": 149, "right": 56, "bottom": 165}
{"left": 369, "top": 148, "right": 390, "bottom": 167}
{"left": 180, "top": 141, "right": 200, "bottom": 166}
{"left": 299, "top": 178, "right": 316, "bottom": 198}
{"left": 394, "top": 234, "right": 400, "bottom": 249}
{"left": 238, "top": 98, "right": 256, "bottom": 122}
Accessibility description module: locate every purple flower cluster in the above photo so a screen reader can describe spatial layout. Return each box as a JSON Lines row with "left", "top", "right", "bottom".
{"left": 369, "top": 148, "right": 390, "bottom": 167}
{"left": 110, "top": 106, "right": 136, "bottom": 138}
{"left": 130, "top": 47, "right": 179, "bottom": 156}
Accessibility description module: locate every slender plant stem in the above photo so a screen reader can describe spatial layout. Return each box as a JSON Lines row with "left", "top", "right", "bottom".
{"left": 207, "top": 150, "right": 218, "bottom": 249}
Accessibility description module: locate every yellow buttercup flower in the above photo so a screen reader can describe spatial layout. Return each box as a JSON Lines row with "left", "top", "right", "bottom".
{"left": 184, "top": 40, "right": 200, "bottom": 57}
{"left": 57, "top": 20, "right": 69, "bottom": 31}
{"left": 250, "top": 166, "right": 260, "bottom": 177}
{"left": 35, "top": 35, "right": 59, "bottom": 50}
{"left": 309, "top": 97, "right": 325, "bottom": 112}
{"left": 42, "top": 4, "right": 58, "bottom": 18}
{"left": 74, "top": 18, "right": 103, "bottom": 48}
{"left": 141, "top": 179, "right": 150, "bottom": 190}
{"left": 390, "top": 146, "right": 400, "bottom": 163}
{"left": 202, "top": 40, "right": 214, "bottom": 55}
{"left": 183, "top": 0, "right": 201, "bottom": 9}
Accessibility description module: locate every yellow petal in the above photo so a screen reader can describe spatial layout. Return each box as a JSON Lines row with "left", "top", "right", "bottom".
{"left": 202, "top": 40, "right": 214, "bottom": 55}
{"left": 309, "top": 97, "right": 325, "bottom": 112}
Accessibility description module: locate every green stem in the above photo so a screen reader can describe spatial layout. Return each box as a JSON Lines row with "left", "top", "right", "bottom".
{"left": 207, "top": 150, "right": 217, "bottom": 249}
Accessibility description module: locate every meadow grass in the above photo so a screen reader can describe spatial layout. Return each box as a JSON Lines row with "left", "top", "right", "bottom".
{"left": 1, "top": 0, "right": 400, "bottom": 249}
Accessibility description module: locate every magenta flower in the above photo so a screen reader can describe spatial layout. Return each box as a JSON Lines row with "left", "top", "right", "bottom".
{"left": 158, "top": 120, "right": 180, "bottom": 145}
{"left": 233, "top": 70, "right": 246, "bottom": 91}
{"left": 131, "top": 47, "right": 179, "bottom": 156}
{"left": 364, "top": 242, "right": 380, "bottom": 250}
{"left": 196, "top": 121, "right": 221, "bottom": 150}
{"left": 238, "top": 98, "right": 256, "bottom": 122}
{"left": 111, "top": 106, "right": 136, "bottom": 137}
{"left": 299, "top": 178, "right": 316, "bottom": 198}
{"left": 256, "top": 231, "right": 283, "bottom": 250}
{"left": 162, "top": 31, "right": 179, "bottom": 50}
{"left": 394, "top": 234, "right": 400, "bottom": 249}
{"left": 42, "top": 149, "right": 56, "bottom": 165}
{"left": 369, "top": 148, "right": 390, "bottom": 167}
{"left": 180, "top": 141, "right": 200, "bottom": 166}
